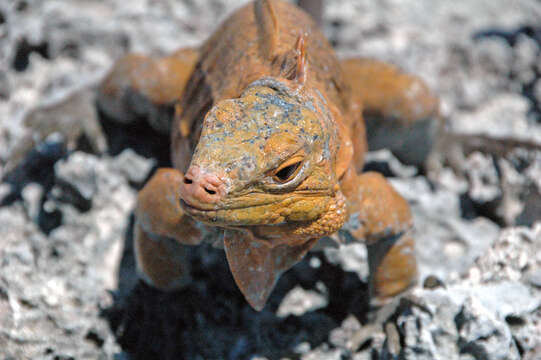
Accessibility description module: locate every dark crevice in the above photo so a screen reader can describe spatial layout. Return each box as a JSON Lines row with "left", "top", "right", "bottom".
{"left": 37, "top": 203, "right": 63, "bottom": 235}
{"left": 458, "top": 340, "right": 491, "bottom": 360}
{"left": 85, "top": 330, "right": 105, "bottom": 348}
{"left": 75, "top": 133, "right": 97, "bottom": 155}
{"left": 362, "top": 160, "right": 395, "bottom": 178}
{"left": 15, "top": 0, "right": 28, "bottom": 12}
{"left": 455, "top": 307, "right": 492, "bottom": 359}
{"left": 328, "top": 19, "right": 344, "bottom": 48}
{"left": 2, "top": 137, "right": 66, "bottom": 194}
{"left": 12, "top": 38, "right": 50, "bottom": 72}
{"left": 0, "top": 190, "right": 19, "bottom": 207}
{"left": 516, "top": 185, "right": 541, "bottom": 226}
{"left": 512, "top": 336, "right": 525, "bottom": 357}
{"left": 60, "top": 41, "right": 80, "bottom": 59}
{"left": 473, "top": 25, "right": 541, "bottom": 46}
{"left": 522, "top": 75, "right": 541, "bottom": 121}
{"left": 505, "top": 315, "right": 526, "bottom": 327}
{"left": 2, "top": 137, "right": 67, "bottom": 233}
{"left": 53, "top": 356, "right": 75, "bottom": 360}
{"left": 53, "top": 178, "right": 93, "bottom": 213}
{"left": 460, "top": 193, "right": 505, "bottom": 226}
{"left": 473, "top": 24, "right": 541, "bottom": 123}
{"left": 459, "top": 193, "right": 480, "bottom": 221}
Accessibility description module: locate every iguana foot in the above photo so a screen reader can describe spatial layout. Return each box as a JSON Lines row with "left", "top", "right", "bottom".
{"left": 135, "top": 168, "right": 203, "bottom": 290}
{"left": 134, "top": 221, "right": 192, "bottom": 290}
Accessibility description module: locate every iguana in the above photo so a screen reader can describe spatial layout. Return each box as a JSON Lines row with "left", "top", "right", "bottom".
{"left": 98, "top": 0, "right": 438, "bottom": 311}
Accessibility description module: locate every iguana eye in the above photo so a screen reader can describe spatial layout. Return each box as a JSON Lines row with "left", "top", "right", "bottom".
{"left": 274, "top": 162, "right": 301, "bottom": 182}
{"left": 272, "top": 156, "right": 303, "bottom": 183}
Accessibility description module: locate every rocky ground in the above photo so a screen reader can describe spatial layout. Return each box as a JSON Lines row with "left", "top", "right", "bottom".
{"left": 1, "top": 0, "right": 541, "bottom": 359}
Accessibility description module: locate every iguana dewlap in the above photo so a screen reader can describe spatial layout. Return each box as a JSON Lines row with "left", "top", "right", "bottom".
{"left": 98, "top": 0, "right": 438, "bottom": 311}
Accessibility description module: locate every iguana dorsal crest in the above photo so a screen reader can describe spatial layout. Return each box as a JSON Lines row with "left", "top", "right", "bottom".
{"left": 291, "top": 34, "right": 307, "bottom": 85}
{"left": 255, "top": 0, "right": 278, "bottom": 60}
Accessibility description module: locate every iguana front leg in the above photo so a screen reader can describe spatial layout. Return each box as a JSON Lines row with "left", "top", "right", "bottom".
{"left": 135, "top": 168, "right": 203, "bottom": 290}
{"left": 342, "top": 169, "right": 418, "bottom": 306}
{"left": 342, "top": 58, "right": 439, "bottom": 167}
{"left": 97, "top": 47, "right": 198, "bottom": 133}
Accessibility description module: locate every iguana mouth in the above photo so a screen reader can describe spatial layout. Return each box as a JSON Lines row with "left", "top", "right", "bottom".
{"left": 180, "top": 202, "right": 220, "bottom": 223}
{"left": 181, "top": 189, "right": 331, "bottom": 210}
{"left": 181, "top": 189, "right": 348, "bottom": 247}
{"left": 180, "top": 199, "right": 266, "bottom": 213}
{"left": 180, "top": 191, "right": 333, "bottom": 227}
{"left": 180, "top": 199, "right": 281, "bottom": 226}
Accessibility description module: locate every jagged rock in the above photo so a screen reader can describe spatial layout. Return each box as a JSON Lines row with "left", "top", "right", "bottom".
{"left": 508, "top": 310, "right": 541, "bottom": 360}
{"left": 111, "top": 148, "right": 156, "bottom": 186}
{"left": 2, "top": 132, "right": 67, "bottom": 191}
{"left": 0, "top": 203, "right": 121, "bottom": 359}
{"left": 301, "top": 346, "right": 343, "bottom": 360}
{"left": 1, "top": 0, "right": 541, "bottom": 359}
{"left": 378, "top": 286, "right": 523, "bottom": 360}
{"left": 324, "top": 243, "right": 369, "bottom": 280}
{"left": 51, "top": 151, "right": 153, "bottom": 290}
{"left": 512, "top": 34, "right": 539, "bottom": 85}
{"left": 364, "top": 149, "right": 418, "bottom": 177}
{"left": 456, "top": 296, "right": 520, "bottom": 360}
{"left": 53, "top": 152, "right": 100, "bottom": 210}
{"left": 467, "top": 224, "right": 541, "bottom": 358}
{"left": 392, "top": 176, "right": 500, "bottom": 282}
{"left": 448, "top": 281, "right": 541, "bottom": 320}
{"left": 525, "top": 269, "right": 541, "bottom": 288}
{"left": 0, "top": 183, "right": 12, "bottom": 203}
{"left": 473, "top": 224, "right": 541, "bottom": 284}
{"left": 379, "top": 225, "right": 541, "bottom": 360}
{"left": 21, "top": 181, "right": 43, "bottom": 221}
{"left": 329, "top": 315, "right": 363, "bottom": 350}
{"left": 464, "top": 152, "right": 501, "bottom": 204}
{"left": 277, "top": 285, "right": 328, "bottom": 318}
{"left": 534, "top": 79, "right": 541, "bottom": 105}
{"left": 6, "top": 87, "right": 108, "bottom": 173}
{"left": 0, "top": 147, "right": 156, "bottom": 358}
{"left": 452, "top": 93, "right": 538, "bottom": 144}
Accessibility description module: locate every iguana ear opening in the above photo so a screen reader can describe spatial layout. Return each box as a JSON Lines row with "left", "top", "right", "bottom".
{"left": 255, "top": 0, "right": 278, "bottom": 60}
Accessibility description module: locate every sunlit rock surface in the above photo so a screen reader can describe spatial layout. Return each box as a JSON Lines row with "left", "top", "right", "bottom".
{"left": 1, "top": 0, "right": 540, "bottom": 358}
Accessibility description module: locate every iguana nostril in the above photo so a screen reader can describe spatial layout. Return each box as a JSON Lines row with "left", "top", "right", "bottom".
{"left": 179, "top": 166, "right": 225, "bottom": 204}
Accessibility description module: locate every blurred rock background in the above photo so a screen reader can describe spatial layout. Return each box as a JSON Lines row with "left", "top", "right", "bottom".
{"left": 0, "top": 0, "right": 540, "bottom": 359}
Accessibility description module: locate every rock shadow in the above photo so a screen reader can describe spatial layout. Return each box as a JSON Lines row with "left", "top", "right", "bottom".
{"left": 103, "top": 220, "right": 370, "bottom": 360}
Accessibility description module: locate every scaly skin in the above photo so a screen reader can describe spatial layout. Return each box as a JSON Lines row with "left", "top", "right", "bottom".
{"left": 98, "top": 0, "right": 439, "bottom": 311}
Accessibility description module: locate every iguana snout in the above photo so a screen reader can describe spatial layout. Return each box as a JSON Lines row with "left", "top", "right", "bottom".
{"left": 180, "top": 165, "right": 226, "bottom": 207}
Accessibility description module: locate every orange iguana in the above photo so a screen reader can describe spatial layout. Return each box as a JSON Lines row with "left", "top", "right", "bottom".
{"left": 98, "top": 0, "right": 438, "bottom": 311}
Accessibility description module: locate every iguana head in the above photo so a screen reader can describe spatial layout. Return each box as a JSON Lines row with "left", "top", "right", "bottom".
{"left": 179, "top": 78, "right": 347, "bottom": 244}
